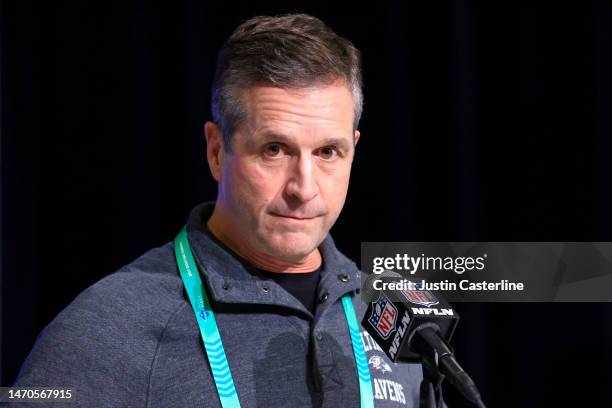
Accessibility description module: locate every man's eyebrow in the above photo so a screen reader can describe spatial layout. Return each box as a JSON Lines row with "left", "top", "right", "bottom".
{"left": 258, "top": 131, "right": 297, "bottom": 144}
{"left": 257, "top": 131, "right": 354, "bottom": 150}
{"left": 321, "top": 137, "right": 353, "bottom": 150}
{"left": 242, "top": 130, "right": 288, "bottom": 150}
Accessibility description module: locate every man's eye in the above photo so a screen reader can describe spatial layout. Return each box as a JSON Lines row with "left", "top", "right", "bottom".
{"left": 263, "top": 143, "right": 283, "bottom": 157}
{"left": 319, "top": 146, "right": 339, "bottom": 160}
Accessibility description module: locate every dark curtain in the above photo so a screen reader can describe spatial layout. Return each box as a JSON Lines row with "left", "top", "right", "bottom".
{"left": 2, "top": 1, "right": 611, "bottom": 407}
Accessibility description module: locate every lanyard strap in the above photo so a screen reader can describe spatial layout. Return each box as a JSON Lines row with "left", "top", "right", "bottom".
{"left": 174, "top": 226, "right": 374, "bottom": 408}
{"left": 341, "top": 295, "right": 375, "bottom": 408}
{"left": 174, "top": 226, "right": 240, "bottom": 408}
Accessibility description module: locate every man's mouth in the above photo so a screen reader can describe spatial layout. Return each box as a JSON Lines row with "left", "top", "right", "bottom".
{"left": 270, "top": 213, "right": 319, "bottom": 221}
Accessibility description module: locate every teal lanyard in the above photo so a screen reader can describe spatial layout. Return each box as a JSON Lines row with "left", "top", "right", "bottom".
{"left": 174, "top": 226, "right": 374, "bottom": 408}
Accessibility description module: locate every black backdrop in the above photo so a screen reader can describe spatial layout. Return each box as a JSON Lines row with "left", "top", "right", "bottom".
{"left": 2, "top": 1, "right": 612, "bottom": 407}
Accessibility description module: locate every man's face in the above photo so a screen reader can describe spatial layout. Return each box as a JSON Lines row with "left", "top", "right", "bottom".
{"left": 210, "top": 83, "right": 359, "bottom": 262}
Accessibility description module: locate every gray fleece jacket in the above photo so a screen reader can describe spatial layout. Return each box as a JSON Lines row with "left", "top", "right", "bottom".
{"left": 13, "top": 202, "right": 425, "bottom": 407}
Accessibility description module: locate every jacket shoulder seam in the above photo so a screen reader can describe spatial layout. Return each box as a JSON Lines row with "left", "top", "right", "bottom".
{"left": 145, "top": 301, "right": 189, "bottom": 408}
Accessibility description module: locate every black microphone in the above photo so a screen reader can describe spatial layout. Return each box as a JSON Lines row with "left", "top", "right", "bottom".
{"left": 361, "top": 271, "right": 486, "bottom": 408}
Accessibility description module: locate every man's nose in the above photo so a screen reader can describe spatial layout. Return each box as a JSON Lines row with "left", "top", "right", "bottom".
{"left": 285, "top": 154, "right": 319, "bottom": 202}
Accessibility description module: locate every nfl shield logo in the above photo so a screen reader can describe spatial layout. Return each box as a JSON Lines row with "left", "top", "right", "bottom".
{"left": 401, "top": 287, "right": 439, "bottom": 307}
{"left": 368, "top": 294, "right": 398, "bottom": 339}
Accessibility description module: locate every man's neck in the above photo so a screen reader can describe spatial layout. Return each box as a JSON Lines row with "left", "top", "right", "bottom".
{"left": 206, "top": 205, "right": 322, "bottom": 274}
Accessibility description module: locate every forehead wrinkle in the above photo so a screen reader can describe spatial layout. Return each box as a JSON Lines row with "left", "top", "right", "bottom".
{"left": 237, "top": 85, "right": 356, "bottom": 150}
{"left": 252, "top": 107, "right": 352, "bottom": 141}
{"left": 243, "top": 85, "right": 354, "bottom": 126}
{"left": 256, "top": 104, "right": 347, "bottom": 128}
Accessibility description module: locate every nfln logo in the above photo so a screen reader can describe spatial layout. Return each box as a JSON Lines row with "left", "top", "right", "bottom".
{"left": 368, "top": 295, "right": 398, "bottom": 339}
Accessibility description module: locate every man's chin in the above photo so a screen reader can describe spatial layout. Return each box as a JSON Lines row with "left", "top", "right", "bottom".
{"left": 263, "top": 236, "right": 320, "bottom": 262}
{"left": 269, "top": 246, "right": 316, "bottom": 262}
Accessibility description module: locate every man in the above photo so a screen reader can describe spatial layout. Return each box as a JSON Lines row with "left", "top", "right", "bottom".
{"left": 13, "top": 14, "right": 424, "bottom": 407}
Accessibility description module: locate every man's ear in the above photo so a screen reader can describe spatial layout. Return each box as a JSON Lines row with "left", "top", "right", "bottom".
{"left": 354, "top": 130, "right": 361, "bottom": 146}
{"left": 204, "top": 121, "right": 224, "bottom": 182}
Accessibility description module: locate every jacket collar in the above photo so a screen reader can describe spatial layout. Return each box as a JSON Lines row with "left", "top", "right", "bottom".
{"left": 185, "top": 202, "right": 361, "bottom": 317}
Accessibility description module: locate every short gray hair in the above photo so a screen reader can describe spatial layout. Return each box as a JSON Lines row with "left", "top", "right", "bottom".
{"left": 211, "top": 14, "right": 363, "bottom": 149}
